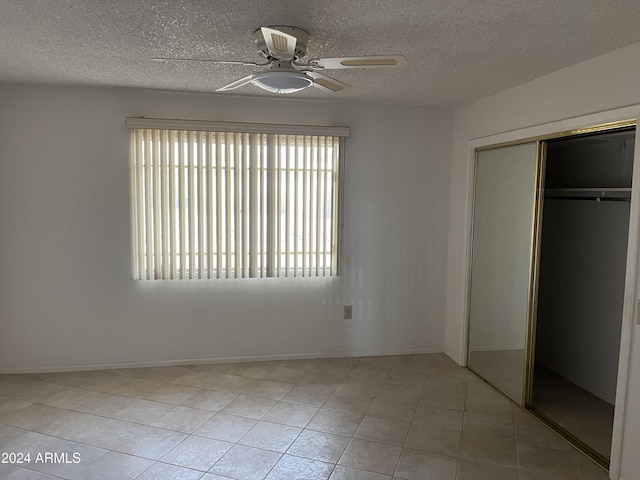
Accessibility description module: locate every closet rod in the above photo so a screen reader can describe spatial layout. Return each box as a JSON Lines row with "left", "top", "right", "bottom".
{"left": 544, "top": 196, "right": 630, "bottom": 202}
{"left": 544, "top": 188, "right": 631, "bottom": 201}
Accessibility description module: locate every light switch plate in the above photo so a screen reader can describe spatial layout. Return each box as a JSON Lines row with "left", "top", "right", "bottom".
{"left": 344, "top": 305, "right": 353, "bottom": 320}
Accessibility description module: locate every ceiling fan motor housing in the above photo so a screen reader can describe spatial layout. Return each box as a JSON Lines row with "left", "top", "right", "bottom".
{"left": 254, "top": 26, "right": 309, "bottom": 61}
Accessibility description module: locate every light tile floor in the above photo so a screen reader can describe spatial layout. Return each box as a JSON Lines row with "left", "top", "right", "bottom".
{"left": 0, "top": 354, "right": 608, "bottom": 480}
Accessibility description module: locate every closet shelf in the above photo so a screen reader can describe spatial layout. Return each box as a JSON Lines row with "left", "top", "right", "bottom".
{"left": 544, "top": 188, "right": 631, "bottom": 199}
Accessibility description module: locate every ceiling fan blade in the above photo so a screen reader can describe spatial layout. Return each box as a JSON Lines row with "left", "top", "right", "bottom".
{"left": 151, "top": 57, "right": 268, "bottom": 66}
{"left": 311, "top": 55, "right": 407, "bottom": 70}
{"left": 261, "top": 27, "right": 297, "bottom": 61}
{"left": 306, "top": 71, "right": 350, "bottom": 93}
{"left": 215, "top": 74, "right": 256, "bottom": 92}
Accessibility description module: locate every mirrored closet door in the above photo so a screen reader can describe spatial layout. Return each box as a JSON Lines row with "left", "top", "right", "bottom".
{"left": 467, "top": 124, "right": 636, "bottom": 468}
{"left": 467, "top": 142, "right": 540, "bottom": 404}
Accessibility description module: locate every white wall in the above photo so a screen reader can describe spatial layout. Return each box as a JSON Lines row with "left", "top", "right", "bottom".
{"left": 445, "top": 40, "right": 640, "bottom": 479}
{"left": 0, "top": 84, "right": 452, "bottom": 372}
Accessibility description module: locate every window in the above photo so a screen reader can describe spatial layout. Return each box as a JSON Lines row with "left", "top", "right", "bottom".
{"left": 127, "top": 118, "right": 348, "bottom": 280}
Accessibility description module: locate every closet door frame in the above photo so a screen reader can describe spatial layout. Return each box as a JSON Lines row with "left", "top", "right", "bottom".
{"left": 463, "top": 111, "right": 639, "bottom": 479}
{"left": 530, "top": 128, "right": 637, "bottom": 469}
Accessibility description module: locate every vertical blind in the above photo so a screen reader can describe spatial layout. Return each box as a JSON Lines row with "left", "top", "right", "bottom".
{"left": 128, "top": 125, "right": 345, "bottom": 280}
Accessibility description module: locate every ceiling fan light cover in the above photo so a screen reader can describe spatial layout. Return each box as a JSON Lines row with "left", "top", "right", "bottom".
{"left": 252, "top": 70, "right": 313, "bottom": 94}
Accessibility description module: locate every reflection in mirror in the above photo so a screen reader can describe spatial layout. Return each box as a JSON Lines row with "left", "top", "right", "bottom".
{"left": 467, "top": 142, "right": 539, "bottom": 403}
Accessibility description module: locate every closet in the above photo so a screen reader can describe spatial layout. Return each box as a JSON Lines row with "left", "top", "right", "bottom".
{"left": 467, "top": 123, "right": 635, "bottom": 469}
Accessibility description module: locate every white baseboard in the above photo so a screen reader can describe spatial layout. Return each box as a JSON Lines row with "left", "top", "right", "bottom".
{"left": 468, "top": 345, "right": 524, "bottom": 352}
{"left": 443, "top": 347, "right": 463, "bottom": 366}
{"left": 0, "top": 347, "right": 444, "bottom": 374}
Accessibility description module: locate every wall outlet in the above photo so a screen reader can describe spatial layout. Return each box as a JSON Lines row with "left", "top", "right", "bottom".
{"left": 344, "top": 305, "right": 353, "bottom": 320}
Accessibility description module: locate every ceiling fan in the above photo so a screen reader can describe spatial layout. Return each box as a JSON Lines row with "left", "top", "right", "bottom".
{"left": 152, "top": 26, "right": 407, "bottom": 94}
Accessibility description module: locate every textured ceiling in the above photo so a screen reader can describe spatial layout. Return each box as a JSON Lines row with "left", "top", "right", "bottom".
{"left": 2, "top": 0, "right": 640, "bottom": 107}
